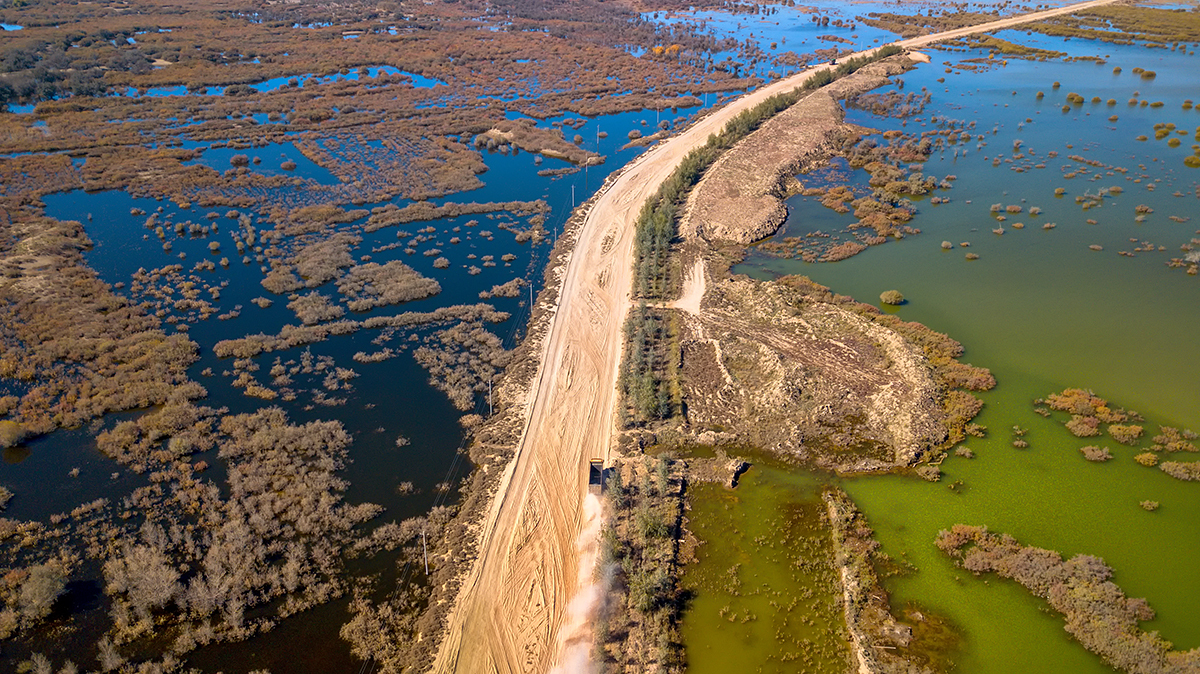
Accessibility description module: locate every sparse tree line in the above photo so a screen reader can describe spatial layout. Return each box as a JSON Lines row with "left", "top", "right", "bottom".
{"left": 619, "top": 304, "right": 682, "bottom": 426}
{"left": 593, "top": 457, "right": 687, "bottom": 674}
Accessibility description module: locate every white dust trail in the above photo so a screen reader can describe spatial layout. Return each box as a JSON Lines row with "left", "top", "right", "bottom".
{"left": 548, "top": 493, "right": 609, "bottom": 674}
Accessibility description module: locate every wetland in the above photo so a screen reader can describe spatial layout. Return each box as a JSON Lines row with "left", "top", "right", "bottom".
{"left": 1, "top": 0, "right": 1198, "bottom": 672}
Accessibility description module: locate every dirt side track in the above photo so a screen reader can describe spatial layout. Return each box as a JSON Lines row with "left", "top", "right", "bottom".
{"left": 430, "top": 1, "right": 1121, "bottom": 672}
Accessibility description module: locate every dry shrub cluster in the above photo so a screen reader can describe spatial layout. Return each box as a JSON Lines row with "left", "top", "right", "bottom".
{"left": 363, "top": 200, "right": 548, "bottom": 233}
{"left": 0, "top": 400, "right": 448, "bottom": 668}
{"left": 94, "top": 407, "right": 384, "bottom": 653}
{"left": 0, "top": 214, "right": 199, "bottom": 441}
{"left": 478, "top": 277, "right": 526, "bottom": 300}
{"left": 937, "top": 525, "right": 1200, "bottom": 673}
{"left": 1043, "top": 391, "right": 1200, "bottom": 478}
{"left": 213, "top": 303, "right": 507, "bottom": 358}
{"left": 287, "top": 291, "right": 345, "bottom": 325}
{"left": 0, "top": 556, "right": 75, "bottom": 640}
{"left": 1159, "top": 461, "right": 1200, "bottom": 481}
{"left": 413, "top": 321, "right": 511, "bottom": 410}
{"left": 1039, "top": 388, "right": 1143, "bottom": 441}
{"left": 1150, "top": 426, "right": 1198, "bottom": 453}
{"left": 336, "top": 260, "right": 441, "bottom": 311}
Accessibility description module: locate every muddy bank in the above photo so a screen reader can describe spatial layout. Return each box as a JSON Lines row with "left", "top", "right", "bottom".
{"left": 826, "top": 487, "right": 955, "bottom": 674}
{"left": 683, "top": 55, "right": 916, "bottom": 246}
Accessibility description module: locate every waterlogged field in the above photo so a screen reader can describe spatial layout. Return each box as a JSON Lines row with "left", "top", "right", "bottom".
{"left": 681, "top": 466, "right": 852, "bottom": 674}
{"left": 729, "top": 20, "right": 1200, "bottom": 674}
{"left": 0, "top": 92, "right": 709, "bottom": 668}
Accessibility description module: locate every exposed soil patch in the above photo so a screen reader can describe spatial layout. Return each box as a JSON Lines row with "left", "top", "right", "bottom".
{"left": 677, "top": 276, "right": 947, "bottom": 473}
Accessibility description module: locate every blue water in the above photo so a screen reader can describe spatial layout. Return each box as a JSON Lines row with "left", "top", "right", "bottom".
{"left": 117, "top": 84, "right": 225, "bottom": 98}
{"left": 114, "top": 66, "right": 444, "bottom": 99}
{"left": 179, "top": 139, "right": 340, "bottom": 183}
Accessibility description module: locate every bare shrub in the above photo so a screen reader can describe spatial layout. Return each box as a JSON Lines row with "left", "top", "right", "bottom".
{"left": 1078, "top": 445, "right": 1113, "bottom": 462}
{"left": 1108, "top": 424, "right": 1144, "bottom": 445}
{"left": 287, "top": 292, "right": 346, "bottom": 325}
{"left": 337, "top": 261, "right": 441, "bottom": 311}
{"left": 19, "top": 563, "right": 67, "bottom": 623}
{"left": 479, "top": 278, "right": 526, "bottom": 299}
{"left": 1160, "top": 461, "right": 1200, "bottom": 481}
{"left": 103, "top": 544, "right": 182, "bottom": 619}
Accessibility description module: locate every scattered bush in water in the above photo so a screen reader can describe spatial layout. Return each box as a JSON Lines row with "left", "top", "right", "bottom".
{"left": 1160, "top": 461, "right": 1200, "bottom": 481}
{"left": 1107, "top": 424, "right": 1144, "bottom": 446}
{"left": 1078, "top": 445, "right": 1113, "bottom": 462}
{"left": 1134, "top": 452, "right": 1159, "bottom": 467}
{"left": 1140, "top": 500, "right": 1160, "bottom": 511}
{"left": 1045, "top": 388, "right": 1132, "bottom": 422}
{"left": 336, "top": 261, "right": 440, "bottom": 311}
{"left": 413, "top": 321, "right": 510, "bottom": 410}
{"left": 479, "top": 278, "right": 526, "bottom": 299}
{"left": 1151, "top": 426, "right": 1198, "bottom": 453}
{"left": 936, "top": 525, "right": 1200, "bottom": 673}
{"left": 879, "top": 290, "right": 904, "bottom": 305}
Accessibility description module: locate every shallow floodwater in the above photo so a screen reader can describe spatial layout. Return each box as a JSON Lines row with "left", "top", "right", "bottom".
{"left": 3, "top": 96, "right": 716, "bottom": 667}
{"left": 727, "top": 28, "right": 1200, "bottom": 674}
{"left": 681, "top": 466, "right": 853, "bottom": 674}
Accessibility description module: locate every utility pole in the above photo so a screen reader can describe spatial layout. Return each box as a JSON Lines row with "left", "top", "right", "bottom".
{"left": 422, "top": 530, "right": 429, "bottom": 575}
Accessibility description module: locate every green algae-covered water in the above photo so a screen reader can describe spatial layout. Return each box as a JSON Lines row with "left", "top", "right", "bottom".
{"left": 689, "top": 26, "right": 1200, "bottom": 674}
{"left": 681, "top": 467, "right": 854, "bottom": 674}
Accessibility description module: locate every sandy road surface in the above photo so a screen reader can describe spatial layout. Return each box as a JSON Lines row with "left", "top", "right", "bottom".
{"left": 430, "top": 1, "right": 1120, "bottom": 672}
{"left": 897, "top": 0, "right": 1123, "bottom": 49}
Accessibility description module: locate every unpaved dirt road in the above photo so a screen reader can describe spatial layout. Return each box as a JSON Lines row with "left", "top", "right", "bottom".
{"left": 430, "top": 1, "right": 1120, "bottom": 672}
